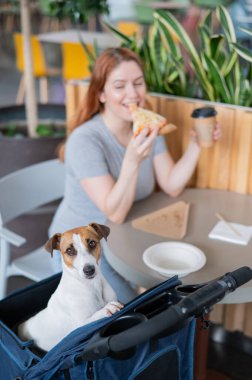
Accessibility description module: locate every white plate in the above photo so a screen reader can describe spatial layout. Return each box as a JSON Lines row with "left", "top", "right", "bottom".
{"left": 143, "top": 242, "right": 206, "bottom": 278}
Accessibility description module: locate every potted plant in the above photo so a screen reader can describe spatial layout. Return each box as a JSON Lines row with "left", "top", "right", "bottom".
{"left": 103, "top": 6, "right": 252, "bottom": 105}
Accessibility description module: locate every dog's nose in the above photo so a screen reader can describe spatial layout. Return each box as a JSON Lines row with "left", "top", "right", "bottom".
{"left": 83, "top": 264, "right": 95, "bottom": 278}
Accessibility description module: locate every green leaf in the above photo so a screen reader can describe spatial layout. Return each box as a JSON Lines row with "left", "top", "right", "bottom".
{"left": 232, "top": 42, "right": 252, "bottom": 63}
{"left": 214, "top": 50, "right": 226, "bottom": 69}
{"left": 209, "top": 34, "right": 224, "bottom": 60}
{"left": 142, "top": 39, "right": 160, "bottom": 91}
{"left": 2, "top": 123, "right": 17, "bottom": 137}
{"left": 216, "top": 6, "right": 236, "bottom": 43}
{"left": 36, "top": 124, "right": 54, "bottom": 137}
{"left": 155, "top": 19, "right": 180, "bottom": 57}
{"left": 216, "top": 7, "right": 242, "bottom": 101}
{"left": 238, "top": 78, "right": 252, "bottom": 106}
{"left": 201, "top": 9, "right": 212, "bottom": 31}
{"left": 222, "top": 51, "right": 238, "bottom": 76}
{"left": 149, "top": 25, "right": 163, "bottom": 88}
{"left": 239, "top": 27, "right": 252, "bottom": 37}
{"left": 102, "top": 21, "right": 133, "bottom": 44}
{"left": 199, "top": 24, "right": 211, "bottom": 56}
{"left": 172, "top": 58, "right": 187, "bottom": 94}
{"left": 167, "top": 69, "right": 179, "bottom": 83}
{"left": 78, "top": 32, "right": 97, "bottom": 70}
{"left": 225, "top": 72, "right": 235, "bottom": 102}
{"left": 36, "top": 124, "right": 66, "bottom": 138}
{"left": 154, "top": 10, "right": 214, "bottom": 100}
{"left": 204, "top": 54, "right": 231, "bottom": 102}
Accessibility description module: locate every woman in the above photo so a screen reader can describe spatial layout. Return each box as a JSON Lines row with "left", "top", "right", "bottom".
{"left": 49, "top": 47, "right": 220, "bottom": 302}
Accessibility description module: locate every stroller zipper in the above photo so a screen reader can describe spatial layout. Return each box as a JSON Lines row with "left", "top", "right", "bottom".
{"left": 87, "top": 361, "right": 94, "bottom": 380}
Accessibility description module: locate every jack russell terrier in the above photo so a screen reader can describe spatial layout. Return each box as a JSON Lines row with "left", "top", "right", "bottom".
{"left": 18, "top": 223, "right": 123, "bottom": 352}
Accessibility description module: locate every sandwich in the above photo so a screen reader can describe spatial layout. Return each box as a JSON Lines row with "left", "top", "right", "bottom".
{"left": 129, "top": 104, "right": 177, "bottom": 137}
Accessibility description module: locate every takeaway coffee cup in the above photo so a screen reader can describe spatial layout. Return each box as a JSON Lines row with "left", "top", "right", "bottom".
{"left": 191, "top": 107, "right": 217, "bottom": 148}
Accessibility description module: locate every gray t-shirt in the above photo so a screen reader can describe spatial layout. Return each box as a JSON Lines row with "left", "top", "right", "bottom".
{"left": 49, "top": 113, "right": 167, "bottom": 235}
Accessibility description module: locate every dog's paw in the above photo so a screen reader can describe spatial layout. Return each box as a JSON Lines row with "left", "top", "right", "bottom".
{"left": 104, "top": 301, "right": 124, "bottom": 317}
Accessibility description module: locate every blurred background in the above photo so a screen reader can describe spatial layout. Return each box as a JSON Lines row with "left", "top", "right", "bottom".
{"left": 0, "top": 1, "right": 252, "bottom": 379}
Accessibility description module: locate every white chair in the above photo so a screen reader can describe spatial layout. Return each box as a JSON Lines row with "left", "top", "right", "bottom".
{"left": 0, "top": 159, "right": 65, "bottom": 299}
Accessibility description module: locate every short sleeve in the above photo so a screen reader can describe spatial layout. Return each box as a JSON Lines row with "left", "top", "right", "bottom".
{"left": 65, "top": 129, "right": 109, "bottom": 180}
{"left": 153, "top": 135, "right": 168, "bottom": 156}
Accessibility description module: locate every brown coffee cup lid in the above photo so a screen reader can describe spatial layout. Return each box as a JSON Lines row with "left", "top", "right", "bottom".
{"left": 191, "top": 107, "right": 217, "bottom": 118}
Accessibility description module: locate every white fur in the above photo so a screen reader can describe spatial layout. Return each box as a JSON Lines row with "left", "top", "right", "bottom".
{"left": 18, "top": 228, "right": 122, "bottom": 352}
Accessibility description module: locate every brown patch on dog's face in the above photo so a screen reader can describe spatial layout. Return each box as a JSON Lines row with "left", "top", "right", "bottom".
{"left": 56, "top": 226, "right": 104, "bottom": 268}
{"left": 60, "top": 239, "right": 77, "bottom": 268}
{"left": 77, "top": 227, "right": 102, "bottom": 264}
{"left": 46, "top": 224, "right": 109, "bottom": 276}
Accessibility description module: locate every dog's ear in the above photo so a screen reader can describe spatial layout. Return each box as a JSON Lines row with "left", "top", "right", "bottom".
{"left": 44, "top": 233, "right": 62, "bottom": 257}
{"left": 88, "top": 223, "right": 110, "bottom": 241}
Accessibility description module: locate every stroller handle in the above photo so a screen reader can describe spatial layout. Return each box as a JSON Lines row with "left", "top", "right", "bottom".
{"left": 77, "top": 266, "right": 252, "bottom": 362}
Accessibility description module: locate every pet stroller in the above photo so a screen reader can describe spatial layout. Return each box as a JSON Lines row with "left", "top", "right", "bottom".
{"left": 1, "top": 266, "right": 251, "bottom": 380}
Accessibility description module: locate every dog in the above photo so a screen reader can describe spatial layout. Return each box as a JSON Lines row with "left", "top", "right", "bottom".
{"left": 18, "top": 222, "right": 123, "bottom": 352}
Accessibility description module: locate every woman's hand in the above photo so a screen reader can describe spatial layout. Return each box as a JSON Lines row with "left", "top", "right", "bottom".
{"left": 124, "top": 126, "right": 159, "bottom": 166}
{"left": 190, "top": 123, "right": 222, "bottom": 146}
{"left": 213, "top": 123, "right": 221, "bottom": 141}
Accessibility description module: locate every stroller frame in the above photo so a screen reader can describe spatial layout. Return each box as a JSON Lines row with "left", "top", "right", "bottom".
{"left": 1, "top": 266, "right": 251, "bottom": 380}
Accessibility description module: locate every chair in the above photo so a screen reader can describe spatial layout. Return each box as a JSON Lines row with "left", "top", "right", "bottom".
{"left": 61, "top": 42, "right": 93, "bottom": 81}
{"left": 116, "top": 21, "right": 142, "bottom": 38}
{"left": 0, "top": 159, "right": 65, "bottom": 299}
{"left": 13, "top": 33, "right": 61, "bottom": 104}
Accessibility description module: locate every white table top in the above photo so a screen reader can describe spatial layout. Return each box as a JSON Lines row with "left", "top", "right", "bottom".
{"left": 38, "top": 30, "right": 120, "bottom": 48}
{"left": 106, "top": 188, "right": 252, "bottom": 304}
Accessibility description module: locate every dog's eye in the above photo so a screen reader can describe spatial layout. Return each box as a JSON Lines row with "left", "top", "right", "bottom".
{"left": 66, "top": 246, "right": 76, "bottom": 256}
{"left": 88, "top": 240, "right": 97, "bottom": 249}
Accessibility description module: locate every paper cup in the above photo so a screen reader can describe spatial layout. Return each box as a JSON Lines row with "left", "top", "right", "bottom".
{"left": 191, "top": 107, "right": 217, "bottom": 148}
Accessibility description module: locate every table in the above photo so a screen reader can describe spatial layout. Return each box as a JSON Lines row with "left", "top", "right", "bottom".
{"left": 38, "top": 30, "right": 120, "bottom": 49}
{"left": 106, "top": 188, "right": 252, "bottom": 379}
{"left": 106, "top": 188, "right": 252, "bottom": 304}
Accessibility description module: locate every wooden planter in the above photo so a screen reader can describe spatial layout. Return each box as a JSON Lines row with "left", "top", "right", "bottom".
{"left": 65, "top": 81, "right": 252, "bottom": 336}
{"left": 146, "top": 93, "right": 252, "bottom": 195}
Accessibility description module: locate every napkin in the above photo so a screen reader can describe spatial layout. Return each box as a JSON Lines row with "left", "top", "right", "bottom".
{"left": 132, "top": 201, "right": 190, "bottom": 239}
{"left": 208, "top": 221, "right": 252, "bottom": 246}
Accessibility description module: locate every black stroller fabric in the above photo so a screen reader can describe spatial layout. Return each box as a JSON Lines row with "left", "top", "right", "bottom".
{"left": 0, "top": 274, "right": 195, "bottom": 380}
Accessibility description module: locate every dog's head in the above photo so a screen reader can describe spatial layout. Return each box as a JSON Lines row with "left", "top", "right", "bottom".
{"left": 45, "top": 223, "right": 110, "bottom": 280}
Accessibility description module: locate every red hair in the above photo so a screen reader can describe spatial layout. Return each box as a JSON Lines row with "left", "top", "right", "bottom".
{"left": 69, "top": 47, "right": 144, "bottom": 132}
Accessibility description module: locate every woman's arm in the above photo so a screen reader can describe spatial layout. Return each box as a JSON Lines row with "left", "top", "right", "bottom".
{"left": 80, "top": 128, "right": 159, "bottom": 224}
{"left": 154, "top": 138, "right": 201, "bottom": 197}
{"left": 80, "top": 162, "right": 138, "bottom": 225}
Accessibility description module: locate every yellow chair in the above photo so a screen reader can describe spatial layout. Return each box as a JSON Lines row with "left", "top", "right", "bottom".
{"left": 61, "top": 42, "right": 93, "bottom": 81}
{"left": 13, "top": 33, "right": 61, "bottom": 104}
{"left": 116, "top": 21, "right": 142, "bottom": 38}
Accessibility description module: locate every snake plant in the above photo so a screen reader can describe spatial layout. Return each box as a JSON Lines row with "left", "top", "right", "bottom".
{"left": 103, "top": 6, "right": 252, "bottom": 107}
{"left": 154, "top": 6, "right": 252, "bottom": 106}
{"left": 102, "top": 21, "right": 195, "bottom": 97}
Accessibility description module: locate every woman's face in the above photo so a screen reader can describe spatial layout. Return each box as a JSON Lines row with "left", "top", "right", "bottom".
{"left": 100, "top": 60, "right": 146, "bottom": 123}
